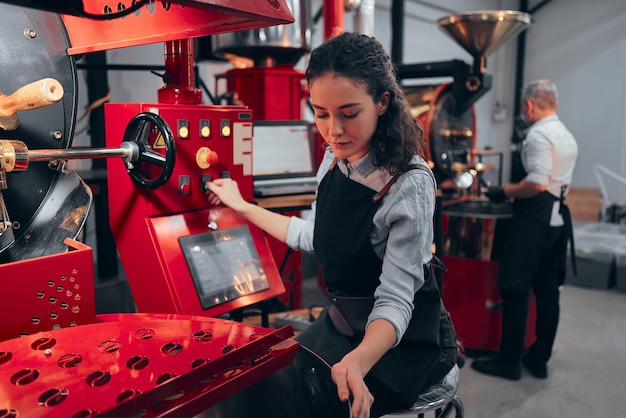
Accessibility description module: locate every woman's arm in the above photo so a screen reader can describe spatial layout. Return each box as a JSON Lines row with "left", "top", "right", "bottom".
{"left": 332, "top": 319, "right": 396, "bottom": 417}
{"left": 206, "top": 178, "right": 291, "bottom": 243}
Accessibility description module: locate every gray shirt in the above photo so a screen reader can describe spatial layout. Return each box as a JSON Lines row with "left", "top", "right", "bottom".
{"left": 522, "top": 114, "right": 578, "bottom": 198}
{"left": 285, "top": 148, "right": 436, "bottom": 345}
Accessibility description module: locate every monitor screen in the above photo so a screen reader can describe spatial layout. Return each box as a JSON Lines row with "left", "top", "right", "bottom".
{"left": 179, "top": 226, "right": 270, "bottom": 310}
{"left": 253, "top": 120, "right": 315, "bottom": 180}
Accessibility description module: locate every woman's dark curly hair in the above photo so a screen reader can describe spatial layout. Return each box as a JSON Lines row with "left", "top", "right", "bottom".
{"left": 305, "top": 32, "right": 425, "bottom": 174}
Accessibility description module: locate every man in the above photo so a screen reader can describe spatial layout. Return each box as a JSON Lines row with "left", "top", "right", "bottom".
{"left": 472, "top": 79, "right": 578, "bottom": 380}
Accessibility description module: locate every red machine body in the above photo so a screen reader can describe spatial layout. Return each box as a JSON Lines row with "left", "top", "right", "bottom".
{"left": 0, "top": 239, "right": 95, "bottom": 343}
{"left": 0, "top": 2, "right": 302, "bottom": 416}
{"left": 105, "top": 102, "right": 286, "bottom": 317}
{"left": 222, "top": 66, "right": 308, "bottom": 121}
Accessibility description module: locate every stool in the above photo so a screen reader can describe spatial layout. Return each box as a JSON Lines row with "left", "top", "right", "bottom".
{"left": 387, "top": 364, "right": 464, "bottom": 418}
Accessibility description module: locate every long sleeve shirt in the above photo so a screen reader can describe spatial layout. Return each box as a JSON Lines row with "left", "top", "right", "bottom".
{"left": 285, "top": 148, "right": 436, "bottom": 345}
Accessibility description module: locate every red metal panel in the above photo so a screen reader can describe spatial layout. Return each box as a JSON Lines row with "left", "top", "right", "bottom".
{"left": 61, "top": 0, "right": 295, "bottom": 55}
{"left": 441, "top": 256, "right": 537, "bottom": 352}
{"left": 0, "top": 238, "right": 95, "bottom": 343}
{"left": 0, "top": 312, "right": 297, "bottom": 417}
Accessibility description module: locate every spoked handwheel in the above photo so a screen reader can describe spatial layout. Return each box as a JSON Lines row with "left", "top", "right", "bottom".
{"left": 122, "top": 112, "right": 176, "bottom": 189}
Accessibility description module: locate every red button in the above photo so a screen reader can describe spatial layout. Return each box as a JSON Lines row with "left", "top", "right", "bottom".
{"left": 206, "top": 150, "right": 218, "bottom": 165}
{"left": 180, "top": 183, "right": 190, "bottom": 194}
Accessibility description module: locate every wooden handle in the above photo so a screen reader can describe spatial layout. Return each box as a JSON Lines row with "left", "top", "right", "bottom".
{"left": 0, "top": 78, "right": 64, "bottom": 117}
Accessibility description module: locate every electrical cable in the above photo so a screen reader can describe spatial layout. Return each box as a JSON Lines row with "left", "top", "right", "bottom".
{"left": 80, "top": 0, "right": 149, "bottom": 21}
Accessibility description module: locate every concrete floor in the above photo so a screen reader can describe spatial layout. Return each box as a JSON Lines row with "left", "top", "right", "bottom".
{"left": 299, "top": 278, "right": 626, "bottom": 418}
{"left": 456, "top": 285, "right": 626, "bottom": 418}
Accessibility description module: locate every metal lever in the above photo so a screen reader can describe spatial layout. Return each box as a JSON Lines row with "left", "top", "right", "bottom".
{"left": 0, "top": 139, "right": 138, "bottom": 254}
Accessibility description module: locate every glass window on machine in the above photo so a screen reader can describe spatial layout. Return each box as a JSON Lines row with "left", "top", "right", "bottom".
{"left": 179, "top": 225, "right": 270, "bottom": 309}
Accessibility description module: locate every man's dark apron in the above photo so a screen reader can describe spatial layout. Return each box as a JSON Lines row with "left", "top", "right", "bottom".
{"left": 296, "top": 160, "right": 457, "bottom": 413}
{"left": 497, "top": 187, "right": 575, "bottom": 292}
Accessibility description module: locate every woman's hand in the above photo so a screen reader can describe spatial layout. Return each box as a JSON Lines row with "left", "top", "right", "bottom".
{"left": 205, "top": 178, "right": 251, "bottom": 214}
{"left": 331, "top": 355, "right": 374, "bottom": 418}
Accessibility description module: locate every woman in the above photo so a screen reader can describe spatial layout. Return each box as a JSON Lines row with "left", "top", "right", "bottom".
{"left": 206, "top": 32, "right": 457, "bottom": 418}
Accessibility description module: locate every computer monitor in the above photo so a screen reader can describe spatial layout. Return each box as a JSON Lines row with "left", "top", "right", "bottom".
{"left": 252, "top": 120, "right": 316, "bottom": 182}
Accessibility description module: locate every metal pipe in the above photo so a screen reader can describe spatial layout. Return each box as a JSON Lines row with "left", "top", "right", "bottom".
{"left": 354, "top": 0, "right": 375, "bottom": 36}
{"left": 323, "top": 0, "right": 344, "bottom": 40}
{"left": 1, "top": 139, "right": 134, "bottom": 172}
{"left": 27, "top": 147, "right": 130, "bottom": 162}
{"left": 390, "top": 0, "right": 404, "bottom": 64}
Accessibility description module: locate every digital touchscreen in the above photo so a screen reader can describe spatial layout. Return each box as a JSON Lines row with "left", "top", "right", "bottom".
{"left": 179, "top": 225, "right": 270, "bottom": 310}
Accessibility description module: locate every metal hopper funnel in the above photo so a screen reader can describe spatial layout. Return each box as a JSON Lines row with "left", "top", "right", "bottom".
{"left": 438, "top": 10, "right": 532, "bottom": 67}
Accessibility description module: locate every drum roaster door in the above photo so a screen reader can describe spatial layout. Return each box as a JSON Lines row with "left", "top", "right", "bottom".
{"left": 440, "top": 199, "right": 537, "bottom": 353}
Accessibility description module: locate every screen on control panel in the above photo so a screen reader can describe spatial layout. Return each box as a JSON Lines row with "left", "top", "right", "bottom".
{"left": 179, "top": 225, "right": 270, "bottom": 309}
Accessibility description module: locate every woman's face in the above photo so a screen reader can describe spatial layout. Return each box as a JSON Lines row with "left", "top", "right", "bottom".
{"left": 309, "top": 74, "right": 388, "bottom": 163}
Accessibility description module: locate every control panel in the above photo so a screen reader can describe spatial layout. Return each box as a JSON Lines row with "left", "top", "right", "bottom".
{"left": 105, "top": 103, "right": 284, "bottom": 317}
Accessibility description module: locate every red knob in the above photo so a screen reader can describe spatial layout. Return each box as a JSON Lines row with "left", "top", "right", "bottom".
{"left": 206, "top": 150, "right": 218, "bottom": 165}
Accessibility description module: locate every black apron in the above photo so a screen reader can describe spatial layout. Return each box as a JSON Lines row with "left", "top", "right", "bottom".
{"left": 296, "top": 160, "right": 457, "bottom": 415}
{"left": 497, "top": 189, "right": 574, "bottom": 292}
